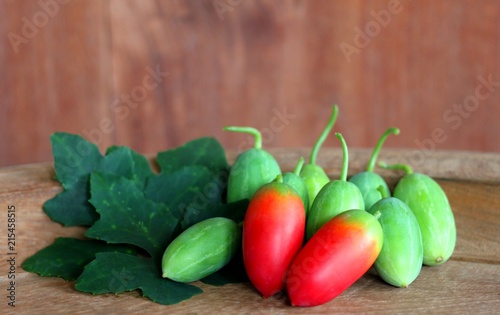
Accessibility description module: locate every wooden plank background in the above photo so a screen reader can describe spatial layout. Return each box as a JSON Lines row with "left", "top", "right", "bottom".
{"left": 1, "top": 149, "right": 499, "bottom": 313}
{"left": 1, "top": 0, "right": 500, "bottom": 167}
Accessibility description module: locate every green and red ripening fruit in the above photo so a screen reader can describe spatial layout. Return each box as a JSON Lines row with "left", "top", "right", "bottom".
{"left": 223, "top": 126, "right": 281, "bottom": 203}
{"left": 300, "top": 105, "right": 339, "bottom": 208}
{"left": 243, "top": 176, "right": 305, "bottom": 298}
{"left": 286, "top": 209, "right": 383, "bottom": 307}
{"left": 348, "top": 127, "right": 399, "bottom": 210}
{"left": 306, "top": 133, "right": 364, "bottom": 240}
{"left": 381, "top": 162, "right": 456, "bottom": 266}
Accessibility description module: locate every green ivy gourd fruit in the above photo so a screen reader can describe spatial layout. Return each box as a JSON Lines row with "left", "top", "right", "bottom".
{"left": 349, "top": 127, "right": 400, "bottom": 210}
{"left": 162, "top": 217, "right": 241, "bottom": 283}
{"left": 380, "top": 162, "right": 456, "bottom": 266}
{"left": 224, "top": 126, "right": 281, "bottom": 203}
{"left": 283, "top": 157, "right": 309, "bottom": 212}
{"left": 368, "top": 185, "right": 423, "bottom": 287}
{"left": 306, "top": 133, "right": 364, "bottom": 240}
{"left": 300, "top": 105, "right": 339, "bottom": 208}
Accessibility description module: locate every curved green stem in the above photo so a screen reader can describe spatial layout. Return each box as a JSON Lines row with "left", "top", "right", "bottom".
{"left": 223, "top": 126, "right": 262, "bottom": 149}
{"left": 335, "top": 132, "right": 349, "bottom": 182}
{"left": 366, "top": 127, "right": 400, "bottom": 172}
{"left": 275, "top": 174, "right": 283, "bottom": 183}
{"left": 309, "top": 105, "right": 339, "bottom": 165}
{"left": 378, "top": 161, "right": 414, "bottom": 175}
{"left": 372, "top": 210, "right": 382, "bottom": 220}
{"left": 376, "top": 185, "right": 389, "bottom": 199}
{"left": 293, "top": 157, "right": 305, "bottom": 176}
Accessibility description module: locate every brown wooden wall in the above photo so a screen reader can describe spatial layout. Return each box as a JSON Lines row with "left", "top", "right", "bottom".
{"left": 1, "top": 0, "right": 500, "bottom": 167}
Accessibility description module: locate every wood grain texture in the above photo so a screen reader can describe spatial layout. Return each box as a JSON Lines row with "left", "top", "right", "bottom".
{"left": 0, "top": 0, "right": 114, "bottom": 166}
{"left": 1, "top": 0, "right": 500, "bottom": 167}
{"left": 0, "top": 149, "right": 499, "bottom": 314}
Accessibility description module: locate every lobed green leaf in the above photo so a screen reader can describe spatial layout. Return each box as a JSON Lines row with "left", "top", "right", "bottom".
{"left": 156, "top": 137, "right": 229, "bottom": 176}
{"left": 86, "top": 172, "right": 178, "bottom": 262}
{"left": 43, "top": 178, "right": 98, "bottom": 226}
{"left": 44, "top": 133, "right": 154, "bottom": 226}
{"left": 145, "top": 166, "right": 227, "bottom": 229}
{"left": 33, "top": 132, "right": 243, "bottom": 305}
{"left": 181, "top": 199, "right": 249, "bottom": 231}
{"left": 21, "top": 237, "right": 136, "bottom": 281}
{"left": 75, "top": 252, "right": 202, "bottom": 305}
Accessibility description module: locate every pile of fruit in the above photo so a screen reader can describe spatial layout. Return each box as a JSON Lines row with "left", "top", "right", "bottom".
{"left": 24, "top": 105, "right": 456, "bottom": 307}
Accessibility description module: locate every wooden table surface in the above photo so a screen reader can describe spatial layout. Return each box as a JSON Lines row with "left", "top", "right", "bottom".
{"left": 1, "top": 148, "right": 499, "bottom": 314}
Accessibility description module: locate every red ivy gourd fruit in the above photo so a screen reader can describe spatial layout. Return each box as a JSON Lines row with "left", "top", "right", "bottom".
{"left": 286, "top": 209, "right": 383, "bottom": 307}
{"left": 243, "top": 175, "right": 306, "bottom": 298}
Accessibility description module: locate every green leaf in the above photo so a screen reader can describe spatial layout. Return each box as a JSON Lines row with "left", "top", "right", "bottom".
{"left": 86, "top": 172, "right": 178, "bottom": 261}
{"left": 181, "top": 199, "right": 249, "bottom": 230}
{"left": 145, "top": 166, "right": 224, "bottom": 224}
{"left": 103, "top": 145, "right": 154, "bottom": 189}
{"left": 21, "top": 237, "right": 136, "bottom": 281}
{"left": 43, "top": 178, "right": 99, "bottom": 226}
{"left": 75, "top": 252, "right": 202, "bottom": 305}
{"left": 156, "top": 137, "right": 229, "bottom": 175}
{"left": 44, "top": 133, "right": 154, "bottom": 226}
{"left": 50, "top": 132, "right": 104, "bottom": 189}
{"left": 36, "top": 132, "right": 243, "bottom": 305}
{"left": 43, "top": 133, "right": 103, "bottom": 226}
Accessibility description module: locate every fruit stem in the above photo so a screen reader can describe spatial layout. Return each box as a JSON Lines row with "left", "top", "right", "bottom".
{"left": 223, "top": 126, "right": 262, "bottom": 150}
{"left": 372, "top": 210, "right": 382, "bottom": 220}
{"left": 378, "top": 161, "right": 414, "bottom": 175}
{"left": 309, "top": 105, "right": 339, "bottom": 165}
{"left": 376, "top": 185, "right": 389, "bottom": 199}
{"left": 275, "top": 174, "right": 283, "bottom": 183}
{"left": 293, "top": 157, "right": 305, "bottom": 176}
{"left": 336, "top": 132, "right": 349, "bottom": 182}
{"left": 366, "top": 127, "right": 400, "bottom": 172}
